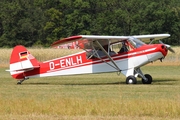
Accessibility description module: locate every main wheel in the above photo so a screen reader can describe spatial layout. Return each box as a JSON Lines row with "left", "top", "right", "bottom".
{"left": 126, "top": 76, "right": 137, "bottom": 84}
{"left": 17, "top": 81, "right": 22, "bottom": 85}
{"left": 142, "top": 74, "right": 152, "bottom": 84}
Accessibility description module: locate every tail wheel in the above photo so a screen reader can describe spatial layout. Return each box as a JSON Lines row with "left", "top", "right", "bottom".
{"left": 126, "top": 76, "right": 137, "bottom": 84}
{"left": 142, "top": 74, "right": 152, "bottom": 84}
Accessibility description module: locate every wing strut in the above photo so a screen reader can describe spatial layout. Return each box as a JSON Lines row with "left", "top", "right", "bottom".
{"left": 94, "top": 40, "right": 121, "bottom": 72}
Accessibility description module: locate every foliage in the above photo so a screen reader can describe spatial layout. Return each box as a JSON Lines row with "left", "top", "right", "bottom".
{"left": 0, "top": 0, "right": 180, "bottom": 47}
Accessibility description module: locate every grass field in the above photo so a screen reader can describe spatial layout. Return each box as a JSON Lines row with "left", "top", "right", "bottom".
{"left": 0, "top": 47, "right": 180, "bottom": 120}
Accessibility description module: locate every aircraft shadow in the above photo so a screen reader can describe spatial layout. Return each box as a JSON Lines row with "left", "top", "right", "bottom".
{"left": 25, "top": 83, "right": 50, "bottom": 85}
{"left": 23, "top": 79, "right": 178, "bottom": 85}
{"left": 152, "top": 79, "right": 178, "bottom": 85}
{"left": 24, "top": 81, "right": 123, "bottom": 86}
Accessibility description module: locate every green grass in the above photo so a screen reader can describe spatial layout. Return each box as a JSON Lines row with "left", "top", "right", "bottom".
{"left": 0, "top": 66, "right": 180, "bottom": 120}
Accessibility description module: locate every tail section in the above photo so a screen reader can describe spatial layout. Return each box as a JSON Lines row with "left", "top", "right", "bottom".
{"left": 9, "top": 45, "right": 40, "bottom": 79}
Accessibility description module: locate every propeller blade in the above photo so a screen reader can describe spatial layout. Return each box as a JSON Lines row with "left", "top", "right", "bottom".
{"left": 159, "top": 40, "right": 163, "bottom": 44}
{"left": 166, "top": 45, "right": 175, "bottom": 53}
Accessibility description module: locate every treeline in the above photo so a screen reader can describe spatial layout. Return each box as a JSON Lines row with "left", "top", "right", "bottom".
{"left": 0, "top": 0, "right": 180, "bottom": 47}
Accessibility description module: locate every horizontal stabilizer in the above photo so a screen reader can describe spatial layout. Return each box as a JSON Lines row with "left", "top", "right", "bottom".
{"left": 6, "top": 66, "right": 40, "bottom": 72}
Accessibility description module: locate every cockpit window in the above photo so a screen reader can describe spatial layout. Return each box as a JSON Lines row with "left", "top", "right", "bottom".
{"left": 128, "top": 37, "right": 146, "bottom": 48}
{"left": 86, "top": 37, "right": 146, "bottom": 58}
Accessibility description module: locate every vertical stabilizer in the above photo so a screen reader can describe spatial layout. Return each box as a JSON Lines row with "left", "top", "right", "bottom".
{"left": 9, "top": 45, "right": 40, "bottom": 79}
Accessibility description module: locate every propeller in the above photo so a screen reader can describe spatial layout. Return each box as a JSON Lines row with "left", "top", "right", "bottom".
{"left": 159, "top": 40, "right": 175, "bottom": 53}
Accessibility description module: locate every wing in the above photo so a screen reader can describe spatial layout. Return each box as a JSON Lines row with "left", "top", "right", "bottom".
{"left": 132, "top": 34, "right": 170, "bottom": 43}
{"left": 51, "top": 34, "right": 170, "bottom": 48}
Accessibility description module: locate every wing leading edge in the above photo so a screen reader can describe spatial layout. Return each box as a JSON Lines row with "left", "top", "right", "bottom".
{"left": 51, "top": 34, "right": 170, "bottom": 48}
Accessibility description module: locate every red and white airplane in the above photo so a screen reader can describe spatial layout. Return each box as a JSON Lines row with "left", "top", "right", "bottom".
{"left": 7, "top": 34, "right": 174, "bottom": 84}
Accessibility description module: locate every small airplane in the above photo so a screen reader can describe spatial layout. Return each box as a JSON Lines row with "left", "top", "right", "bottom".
{"left": 7, "top": 34, "right": 174, "bottom": 84}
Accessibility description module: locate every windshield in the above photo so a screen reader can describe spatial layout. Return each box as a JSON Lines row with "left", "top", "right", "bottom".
{"left": 128, "top": 37, "right": 146, "bottom": 48}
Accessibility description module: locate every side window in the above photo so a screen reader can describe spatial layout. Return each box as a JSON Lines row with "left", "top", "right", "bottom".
{"left": 86, "top": 49, "right": 106, "bottom": 59}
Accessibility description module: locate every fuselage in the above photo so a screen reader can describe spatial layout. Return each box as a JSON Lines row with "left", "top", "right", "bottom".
{"left": 12, "top": 44, "right": 167, "bottom": 79}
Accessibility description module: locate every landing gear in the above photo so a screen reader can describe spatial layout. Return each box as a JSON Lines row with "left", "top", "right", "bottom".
{"left": 126, "top": 75, "right": 137, "bottom": 84}
{"left": 17, "top": 77, "right": 29, "bottom": 85}
{"left": 142, "top": 74, "right": 152, "bottom": 84}
{"left": 125, "top": 68, "right": 153, "bottom": 84}
{"left": 17, "top": 80, "right": 24, "bottom": 85}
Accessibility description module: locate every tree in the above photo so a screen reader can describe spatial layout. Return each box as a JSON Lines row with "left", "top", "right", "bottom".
{"left": 43, "top": 8, "right": 63, "bottom": 46}
{"left": 0, "top": 0, "right": 47, "bottom": 47}
{"left": 0, "top": 0, "right": 180, "bottom": 47}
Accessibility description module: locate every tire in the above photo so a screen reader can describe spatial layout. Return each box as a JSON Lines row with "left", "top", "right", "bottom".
{"left": 126, "top": 76, "right": 137, "bottom": 84}
{"left": 142, "top": 74, "right": 152, "bottom": 84}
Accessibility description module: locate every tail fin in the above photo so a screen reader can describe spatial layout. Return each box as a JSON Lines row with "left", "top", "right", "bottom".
{"left": 9, "top": 45, "right": 40, "bottom": 79}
